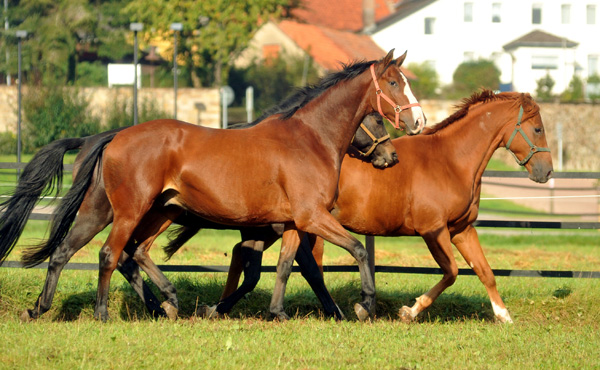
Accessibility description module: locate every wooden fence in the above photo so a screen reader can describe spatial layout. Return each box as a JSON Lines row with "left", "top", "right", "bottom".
{"left": 1, "top": 163, "right": 599, "bottom": 278}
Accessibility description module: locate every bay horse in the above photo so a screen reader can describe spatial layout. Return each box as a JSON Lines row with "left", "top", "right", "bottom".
{"left": 0, "top": 49, "right": 425, "bottom": 321}
{"left": 168, "top": 90, "right": 553, "bottom": 323}
{"left": 0, "top": 112, "right": 395, "bottom": 321}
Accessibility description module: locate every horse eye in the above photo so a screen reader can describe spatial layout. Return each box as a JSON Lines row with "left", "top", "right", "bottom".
{"left": 534, "top": 127, "right": 542, "bottom": 134}
{"left": 389, "top": 81, "right": 397, "bottom": 87}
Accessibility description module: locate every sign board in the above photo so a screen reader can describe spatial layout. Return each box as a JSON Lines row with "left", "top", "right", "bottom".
{"left": 108, "top": 64, "right": 142, "bottom": 88}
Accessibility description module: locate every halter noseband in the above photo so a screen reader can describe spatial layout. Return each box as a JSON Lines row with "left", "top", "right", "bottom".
{"left": 370, "top": 64, "right": 420, "bottom": 130}
{"left": 351, "top": 122, "right": 391, "bottom": 157}
{"left": 505, "top": 105, "right": 551, "bottom": 166}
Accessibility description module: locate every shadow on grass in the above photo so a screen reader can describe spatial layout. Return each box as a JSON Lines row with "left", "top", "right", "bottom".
{"left": 52, "top": 276, "right": 495, "bottom": 323}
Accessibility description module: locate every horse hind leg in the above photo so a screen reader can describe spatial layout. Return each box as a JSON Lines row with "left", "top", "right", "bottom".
{"left": 21, "top": 195, "right": 113, "bottom": 321}
{"left": 451, "top": 226, "right": 513, "bottom": 323}
{"left": 399, "top": 227, "right": 458, "bottom": 323}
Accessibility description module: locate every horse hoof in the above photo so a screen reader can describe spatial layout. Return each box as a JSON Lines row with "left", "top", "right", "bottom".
{"left": 354, "top": 303, "right": 370, "bottom": 321}
{"left": 196, "top": 304, "right": 221, "bottom": 319}
{"left": 20, "top": 309, "right": 34, "bottom": 322}
{"left": 398, "top": 306, "right": 414, "bottom": 323}
{"left": 161, "top": 301, "right": 178, "bottom": 320}
{"left": 270, "top": 311, "right": 290, "bottom": 321}
{"left": 93, "top": 311, "right": 110, "bottom": 322}
{"left": 334, "top": 304, "right": 347, "bottom": 321}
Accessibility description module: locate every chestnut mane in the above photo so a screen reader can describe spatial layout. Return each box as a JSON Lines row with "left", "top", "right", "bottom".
{"left": 423, "top": 90, "right": 539, "bottom": 135}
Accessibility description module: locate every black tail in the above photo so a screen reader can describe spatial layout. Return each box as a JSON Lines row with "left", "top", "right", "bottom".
{"left": 164, "top": 225, "right": 202, "bottom": 261}
{"left": 0, "top": 138, "right": 85, "bottom": 266}
{"left": 20, "top": 133, "right": 119, "bottom": 268}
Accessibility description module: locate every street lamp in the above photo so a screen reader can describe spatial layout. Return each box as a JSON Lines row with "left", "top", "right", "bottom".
{"left": 170, "top": 22, "right": 182, "bottom": 120}
{"left": 130, "top": 22, "right": 143, "bottom": 125}
{"left": 16, "top": 30, "right": 27, "bottom": 177}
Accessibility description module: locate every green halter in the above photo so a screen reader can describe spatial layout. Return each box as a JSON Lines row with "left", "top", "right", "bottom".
{"left": 505, "top": 105, "right": 551, "bottom": 166}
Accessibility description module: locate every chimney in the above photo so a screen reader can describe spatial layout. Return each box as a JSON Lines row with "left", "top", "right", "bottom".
{"left": 363, "top": 0, "right": 376, "bottom": 34}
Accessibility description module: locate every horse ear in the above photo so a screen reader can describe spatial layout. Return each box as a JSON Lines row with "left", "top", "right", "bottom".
{"left": 381, "top": 49, "right": 395, "bottom": 67}
{"left": 396, "top": 50, "right": 408, "bottom": 67}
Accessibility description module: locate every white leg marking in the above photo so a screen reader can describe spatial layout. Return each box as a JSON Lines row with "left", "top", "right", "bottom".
{"left": 492, "top": 302, "right": 513, "bottom": 323}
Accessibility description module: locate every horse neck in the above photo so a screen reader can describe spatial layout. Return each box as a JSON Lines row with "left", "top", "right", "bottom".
{"left": 438, "top": 100, "right": 516, "bottom": 184}
{"left": 295, "top": 74, "right": 373, "bottom": 163}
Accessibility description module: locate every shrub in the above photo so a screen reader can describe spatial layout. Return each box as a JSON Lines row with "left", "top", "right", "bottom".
{"left": 587, "top": 74, "right": 600, "bottom": 103}
{"left": 560, "top": 75, "right": 585, "bottom": 103}
{"left": 535, "top": 73, "right": 555, "bottom": 101}
{"left": 105, "top": 93, "right": 170, "bottom": 130}
{"left": 0, "top": 131, "right": 16, "bottom": 155}
{"left": 22, "top": 86, "right": 101, "bottom": 152}
{"left": 448, "top": 59, "right": 500, "bottom": 99}
{"left": 405, "top": 62, "right": 439, "bottom": 99}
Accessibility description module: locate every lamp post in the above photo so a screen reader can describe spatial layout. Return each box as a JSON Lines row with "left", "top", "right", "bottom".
{"left": 170, "top": 22, "right": 182, "bottom": 120}
{"left": 16, "top": 30, "right": 27, "bottom": 177}
{"left": 130, "top": 22, "right": 143, "bottom": 125}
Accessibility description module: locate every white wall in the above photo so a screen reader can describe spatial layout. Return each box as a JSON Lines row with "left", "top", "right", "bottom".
{"left": 372, "top": 0, "right": 600, "bottom": 95}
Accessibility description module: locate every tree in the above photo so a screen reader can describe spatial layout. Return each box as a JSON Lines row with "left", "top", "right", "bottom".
{"left": 405, "top": 62, "right": 439, "bottom": 99}
{"left": 560, "top": 75, "right": 585, "bottom": 103}
{"left": 122, "top": 0, "right": 296, "bottom": 87}
{"left": 587, "top": 74, "right": 600, "bottom": 103}
{"left": 535, "top": 73, "right": 555, "bottom": 101}
{"left": 448, "top": 59, "right": 500, "bottom": 99}
{"left": 1, "top": 0, "right": 131, "bottom": 86}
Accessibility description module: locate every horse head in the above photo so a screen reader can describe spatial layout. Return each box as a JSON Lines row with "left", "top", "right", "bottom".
{"left": 370, "top": 50, "right": 426, "bottom": 136}
{"left": 501, "top": 94, "right": 553, "bottom": 183}
{"left": 351, "top": 113, "right": 398, "bottom": 168}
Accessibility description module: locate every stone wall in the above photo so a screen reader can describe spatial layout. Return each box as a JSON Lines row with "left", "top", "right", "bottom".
{"left": 0, "top": 85, "right": 221, "bottom": 131}
{"left": 419, "top": 99, "right": 600, "bottom": 172}
{"left": 1, "top": 85, "right": 599, "bottom": 171}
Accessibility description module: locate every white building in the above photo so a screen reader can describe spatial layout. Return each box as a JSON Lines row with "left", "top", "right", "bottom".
{"left": 371, "top": 0, "right": 600, "bottom": 96}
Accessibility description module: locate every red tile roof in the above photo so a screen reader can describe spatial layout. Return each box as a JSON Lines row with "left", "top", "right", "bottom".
{"left": 292, "top": 0, "right": 394, "bottom": 32}
{"left": 277, "top": 20, "right": 416, "bottom": 79}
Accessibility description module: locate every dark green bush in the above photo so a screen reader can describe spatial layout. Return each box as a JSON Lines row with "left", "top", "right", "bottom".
{"left": 22, "top": 87, "right": 101, "bottom": 152}
{"left": 535, "top": 73, "right": 555, "bottom": 101}
{"left": 447, "top": 59, "right": 500, "bottom": 99}
{"left": 0, "top": 131, "right": 16, "bottom": 155}
{"left": 105, "top": 93, "right": 170, "bottom": 129}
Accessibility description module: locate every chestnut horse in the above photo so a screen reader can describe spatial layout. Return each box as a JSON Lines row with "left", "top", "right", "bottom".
{"left": 0, "top": 113, "right": 395, "bottom": 321}
{"left": 1, "top": 50, "right": 425, "bottom": 321}
{"left": 169, "top": 90, "right": 553, "bottom": 323}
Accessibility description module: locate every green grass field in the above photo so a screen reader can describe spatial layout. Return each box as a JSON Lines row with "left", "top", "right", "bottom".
{"left": 1, "top": 154, "right": 599, "bottom": 368}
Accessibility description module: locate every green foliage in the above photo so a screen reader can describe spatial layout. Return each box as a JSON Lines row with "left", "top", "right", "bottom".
{"left": 105, "top": 93, "right": 171, "bottom": 129}
{"left": 122, "top": 0, "right": 294, "bottom": 87}
{"left": 0, "top": 131, "right": 17, "bottom": 155}
{"left": 74, "top": 61, "right": 108, "bottom": 87}
{"left": 229, "top": 53, "right": 319, "bottom": 115}
{"left": 560, "top": 74, "right": 585, "bottom": 103}
{"left": 447, "top": 59, "right": 500, "bottom": 99}
{"left": 405, "top": 62, "right": 439, "bottom": 99}
{"left": 22, "top": 87, "right": 100, "bottom": 152}
{"left": 535, "top": 73, "right": 555, "bottom": 101}
{"left": 587, "top": 74, "right": 600, "bottom": 103}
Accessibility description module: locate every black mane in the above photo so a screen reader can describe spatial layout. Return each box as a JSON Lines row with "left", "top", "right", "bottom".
{"left": 231, "top": 60, "right": 375, "bottom": 130}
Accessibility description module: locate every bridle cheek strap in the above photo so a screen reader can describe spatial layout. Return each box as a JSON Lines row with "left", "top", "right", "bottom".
{"left": 505, "top": 105, "right": 551, "bottom": 166}
{"left": 370, "top": 64, "right": 420, "bottom": 130}
{"left": 351, "top": 122, "right": 390, "bottom": 157}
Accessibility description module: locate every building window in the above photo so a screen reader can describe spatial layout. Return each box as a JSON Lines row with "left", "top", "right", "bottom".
{"left": 589, "top": 55, "right": 599, "bottom": 76}
{"left": 532, "top": 55, "right": 558, "bottom": 70}
{"left": 532, "top": 4, "right": 542, "bottom": 24}
{"left": 561, "top": 4, "right": 571, "bottom": 24}
{"left": 464, "top": 2, "right": 473, "bottom": 22}
{"left": 424, "top": 17, "right": 435, "bottom": 34}
{"left": 587, "top": 5, "right": 597, "bottom": 24}
{"left": 492, "top": 3, "right": 501, "bottom": 23}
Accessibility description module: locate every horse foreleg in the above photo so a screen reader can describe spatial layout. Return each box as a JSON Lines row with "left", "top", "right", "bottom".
{"left": 399, "top": 227, "right": 458, "bottom": 323}
{"left": 219, "top": 242, "right": 245, "bottom": 301}
{"left": 300, "top": 211, "right": 375, "bottom": 321}
{"left": 295, "top": 234, "right": 345, "bottom": 320}
{"left": 452, "top": 226, "right": 512, "bottom": 323}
